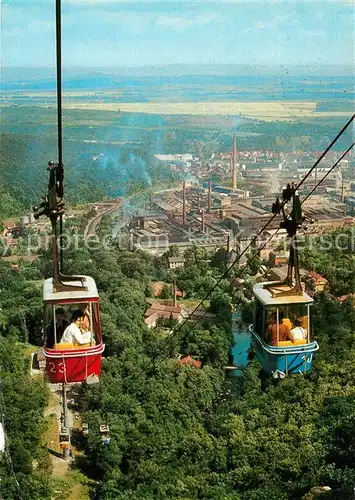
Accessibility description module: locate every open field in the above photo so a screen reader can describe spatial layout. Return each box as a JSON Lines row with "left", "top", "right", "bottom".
{"left": 47, "top": 100, "right": 352, "bottom": 121}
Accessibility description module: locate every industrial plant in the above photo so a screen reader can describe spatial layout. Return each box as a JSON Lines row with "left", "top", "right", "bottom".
{"left": 126, "top": 134, "right": 354, "bottom": 261}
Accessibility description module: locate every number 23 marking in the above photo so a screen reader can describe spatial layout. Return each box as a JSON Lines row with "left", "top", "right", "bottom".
{"left": 48, "top": 361, "right": 64, "bottom": 374}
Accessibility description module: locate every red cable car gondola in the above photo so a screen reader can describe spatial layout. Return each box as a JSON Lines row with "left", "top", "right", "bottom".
{"left": 32, "top": 0, "right": 105, "bottom": 384}
{"left": 33, "top": 104, "right": 105, "bottom": 383}
{"left": 34, "top": 157, "right": 105, "bottom": 383}
{"left": 43, "top": 275, "right": 105, "bottom": 384}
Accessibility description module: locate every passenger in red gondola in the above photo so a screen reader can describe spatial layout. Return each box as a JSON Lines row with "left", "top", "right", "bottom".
{"left": 79, "top": 304, "right": 91, "bottom": 332}
{"left": 46, "top": 308, "right": 69, "bottom": 348}
{"left": 267, "top": 312, "right": 290, "bottom": 346}
{"left": 60, "top": 310, "right": 94, "bottom": 346}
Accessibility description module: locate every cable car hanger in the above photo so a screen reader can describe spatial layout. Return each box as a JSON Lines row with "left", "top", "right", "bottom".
{"left": 33, "top": 0, "right": 87, "bottom": 293}
{"left": 269, "top": 183, "right": 313, "bottom": 298}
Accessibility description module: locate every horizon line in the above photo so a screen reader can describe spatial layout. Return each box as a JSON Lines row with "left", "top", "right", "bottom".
{"left": 3, "top": 63, "right": 353, "bottom": 68}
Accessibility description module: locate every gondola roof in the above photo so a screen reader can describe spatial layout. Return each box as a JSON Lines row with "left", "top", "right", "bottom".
{"left": 253, "top": 282, "right": 313, "bottom": 306}
{"left": 43, "top": 275, "right": 99, "bottom": 302}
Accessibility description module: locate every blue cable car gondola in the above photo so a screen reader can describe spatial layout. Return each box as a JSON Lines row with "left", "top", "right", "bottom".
{"left": 250, "top": 184, "right": 319, "bottom": 377}
{"left": 250, "top": 282, "right": 319, "bottom": 376}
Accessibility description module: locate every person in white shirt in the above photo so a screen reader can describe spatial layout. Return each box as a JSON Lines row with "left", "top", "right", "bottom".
{"left": 60, "top": 310, "right": 94, "bottom": 345}
{"left": 289, "top": 319, "right": 307, "bottom": 342}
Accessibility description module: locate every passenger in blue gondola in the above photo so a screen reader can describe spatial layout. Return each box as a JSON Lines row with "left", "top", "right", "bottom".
{"left": 267, "top": 312, "right": 290, "bottom": 346}
{"left": 60, "top": 309, "right": 94, "bottom": 346}
{"left": 289, "top": 319, "right": 307, "bottom": 342}
{"left": 46, "top": 308, "right": 69, "bottom": 348}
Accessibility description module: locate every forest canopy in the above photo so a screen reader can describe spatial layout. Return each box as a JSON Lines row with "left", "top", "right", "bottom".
{"left": 0, "top": 226, "right": 354, "bottom": 498}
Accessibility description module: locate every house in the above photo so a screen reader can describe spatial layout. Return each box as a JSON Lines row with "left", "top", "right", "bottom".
{"left": 187, "top": 309, "right": 216, "bottom": 323}
{"left": 259, "top": 247, "right": 273, "bottom": 261}
{"left": 265, "top": 265, "right": 290, "bottom": 282}
{"left": 32, "top": 350, "right": 46, "bottom": 371}
{"left": 178, "top": 355, "right": 201, "bottom": 369}
{"left": 266, "top": 267, "right": 328, "bottom": 293}
{"left": 269, "top": 251, "right": 289, "bottom": 267}
{"left": 266, "top": 265, "right": 309, "bottom": 283}
{"left": 168, "top": 256, "right": 186, "bottom": 269}
{"left": 230, "top": 277, "right": 245, "bottom": 290}
{"left": 304, "top": 271, "right": 328, "bottom": 292}
{"left": 3, "top": 237, "right": 18, "bottom": 249}
{"left": 144, "top": 302, "right": 183, "bottom": 328}
{"left": 337, "top": 293, "right": 355, "bottom": 305}
{"left": 144, "top": 312, "right": 159, "bottom": 329}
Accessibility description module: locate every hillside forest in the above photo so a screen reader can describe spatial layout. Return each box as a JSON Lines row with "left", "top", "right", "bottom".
{"left": 0, "top": 221, "right": 354, "bottom": 499}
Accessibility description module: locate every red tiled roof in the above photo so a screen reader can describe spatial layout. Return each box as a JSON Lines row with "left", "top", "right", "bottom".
{"left": 178, "top": 356, "right": 201, "bottom": 368}
{"left": 144, "top": 313, "right": 159, "bottom": 325}
{"left": 147, "top": 303, "right": 182, "bottom": 314}
{"left": 337, "top": 294, "right": 355, "bottom": 303}
{"left": 145, "top": 309, "right": 180, "bottom": 320}
{"left": 3, "top": 221, "right": 17, "bottom": 228}
{"left": 4, "top": 238, "right": 17, "bottom": 246}
{"left": 306, "top": 271, "right": 328, "bottom": 284}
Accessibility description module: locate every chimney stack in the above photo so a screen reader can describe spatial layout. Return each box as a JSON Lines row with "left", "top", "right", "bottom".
{"left": 232, "top": 133, "right": 237, "bottom": 191}
{"left": 197, "top": 184, "right": 200, "bottom": 211}
{"left": 182, "top": 181, "right": 187, "bottom": 225}
{"left": 341, "top": 179, "right": 345, "bottom": 203}
{"left": 149, "top": 189, "right": 153, "bottom": 211}
{"left": 201, "top": 208, "right": 205, "bottom": 233}
{"left": 208, "top": 179, "right": 212, "bottom": 213}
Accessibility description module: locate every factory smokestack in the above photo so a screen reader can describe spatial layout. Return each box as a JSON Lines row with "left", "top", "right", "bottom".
{"left": 230, "top": 156, "right": 233, "bottom": 185}
{"left": 182, "top": 181, "right": 187, "bottom": 225}
{"left": 149, "top": 189, "right": 153, "bottom": 211}
{"left": 232, "top": 133, "right": 237, "bottom": 191}
{"left": 201, "top": 208, "right": 205, "bottom": 233}
{"left": 197, "top": 184, "right": 200, "bottom": 211}
{"left": 208, "top": 180, "right": 212, "bottom": 213}
{"left": 341, "top": 179, "right": 345, "bottom": 203}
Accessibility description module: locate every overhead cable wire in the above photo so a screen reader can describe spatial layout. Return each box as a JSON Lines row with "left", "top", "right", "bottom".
{"left": 301, "top": 142, "right": 355, "bottom": 206}
{"left": 55, "top": 0, "right": 65, "bottom": 272}
{"left": 131, "top": 115, "right": 354, "bottom": 381}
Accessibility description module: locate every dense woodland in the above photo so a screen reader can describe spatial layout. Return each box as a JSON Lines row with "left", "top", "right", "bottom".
{"left": 0, "top": 222, "right": 354, "bottom": 499}
{"left": 0, "top": 132, "right": 180, "bottom": 222}
{"left": 299, "top": 229, "right": 355, "bottom": 295}
{"left": 1, "top": 105, "right": 354, "bottom": 499}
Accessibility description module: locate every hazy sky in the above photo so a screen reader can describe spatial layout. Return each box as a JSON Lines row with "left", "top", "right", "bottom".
{"left": 2, "top": 0, "right": 354, "bottom": 68}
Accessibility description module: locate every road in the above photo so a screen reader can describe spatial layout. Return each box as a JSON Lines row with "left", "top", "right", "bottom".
{"left": 84, "top": 201, "right": 122, "bottom": 239}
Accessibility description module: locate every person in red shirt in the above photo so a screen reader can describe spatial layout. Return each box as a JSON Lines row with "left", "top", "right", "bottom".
{"left": 267, "top": 312, "right": 290, "bottom": 346}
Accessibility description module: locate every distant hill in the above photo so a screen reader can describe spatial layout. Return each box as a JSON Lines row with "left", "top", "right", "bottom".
{"left": 2, "top": 63, "right": 353, "bottom": 85}
{"left": 1, "top": 66, "right": 354, "bottom": 100}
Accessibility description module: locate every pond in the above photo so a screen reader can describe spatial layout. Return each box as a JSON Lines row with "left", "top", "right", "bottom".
{"left": 230, "top": 313, "right": 252, "bottom": 377}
